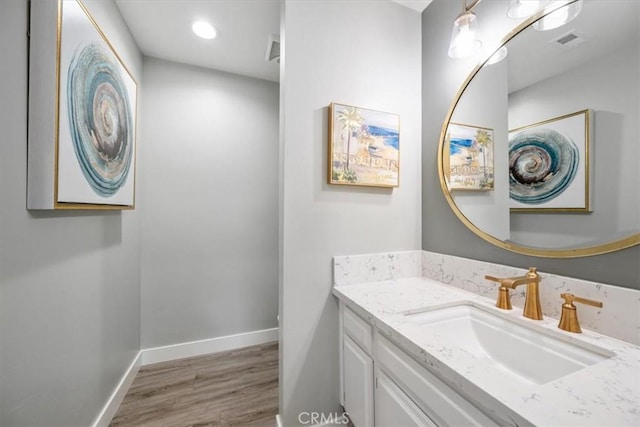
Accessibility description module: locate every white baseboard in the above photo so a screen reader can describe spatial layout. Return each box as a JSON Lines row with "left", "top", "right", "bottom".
{"left": 92, "top": 351, "right": 142, "bottom": 427}
{"left": 141, "top": 327, "right": 279, "bottom": 365}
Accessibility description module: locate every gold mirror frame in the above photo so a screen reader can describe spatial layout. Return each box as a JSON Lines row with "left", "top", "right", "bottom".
{"left": 437, "top": 0, "right": 640, "bottom": 258}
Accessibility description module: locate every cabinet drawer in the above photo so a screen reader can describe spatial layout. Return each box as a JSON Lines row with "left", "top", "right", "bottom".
{"left": 376, "top": 333, "right": 497, "bottom": 427}
{"left": 343, "top": 306, "right": 373, "bottom": 353}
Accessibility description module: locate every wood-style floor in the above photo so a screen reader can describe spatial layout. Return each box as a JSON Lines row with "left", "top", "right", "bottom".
{"left": 110, "top": 342, "right": 279, "bottom": 427}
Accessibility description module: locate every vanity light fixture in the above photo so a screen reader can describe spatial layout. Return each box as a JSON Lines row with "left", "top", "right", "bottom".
{"left": 192, "top": 20, "right": 217, "bottom": 40}
{"left": 448, "top": 0, "right": 483, "bottom": 58}
{"left": 486, "top": 46, "right": 508, "bottom": 65}
{"left": 506, "top": 0, "right": 546, "bottom": 19}
{"left": 533, "top": 0, "right": 583, "bottom": 31}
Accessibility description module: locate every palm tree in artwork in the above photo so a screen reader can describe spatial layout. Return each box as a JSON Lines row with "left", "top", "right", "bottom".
{"left": 475, "top": 128, "right": 492, "bottom": 180}
{"left": 337, "top": 106, "right": 363, "bottom": 170}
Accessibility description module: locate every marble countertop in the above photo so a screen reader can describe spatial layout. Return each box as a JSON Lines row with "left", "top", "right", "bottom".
{"left": 333, "top": 277, "right": 640, "bottom": 426}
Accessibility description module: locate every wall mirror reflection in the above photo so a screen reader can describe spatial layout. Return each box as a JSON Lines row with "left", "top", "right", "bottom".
{"left": 439, "top": 0, "right": 640, "bottom": 256}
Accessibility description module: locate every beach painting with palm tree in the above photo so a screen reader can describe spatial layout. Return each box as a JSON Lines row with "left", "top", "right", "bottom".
{"left": 446, "top": 123, "right": 494, "bottom": 190}
{"left": 329, "top": 103, "right": 400, "bottom": 187}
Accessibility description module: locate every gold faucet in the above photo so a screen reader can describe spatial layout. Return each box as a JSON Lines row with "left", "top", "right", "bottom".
{"left": 558, "top": 293, "right": 603, "bottom": 333}
{"left": 485, "top": 267, "right": 543, "bottom": 320}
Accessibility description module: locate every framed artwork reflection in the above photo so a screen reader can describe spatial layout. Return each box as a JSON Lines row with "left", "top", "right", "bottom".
{"left": 509, "top": 109, "right": 593, "bottom": 212}
{"left": 445, "top": 122, "right": 495, "bottom": 191}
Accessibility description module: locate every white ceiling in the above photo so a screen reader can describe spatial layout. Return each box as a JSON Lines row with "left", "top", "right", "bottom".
{"left": 115, "top": 0, "right": 431, "bottom": 83}
{"left": 115, "top": 0, "right": 282, "bottom": 82}
{"left": 507, "top": 0, "right": 638, "bottom": 93}
{"left": 115, "top": 1, "right": 627, "bottom": 93}
{"left": 391, "top": 0, "right": 432, "bottom": 13}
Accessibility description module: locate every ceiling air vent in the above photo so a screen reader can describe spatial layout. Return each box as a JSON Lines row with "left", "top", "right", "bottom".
{"left": 265, "top": 34, "right": 280, "bottom": 64}
{"left": 549, "top": 30, "right": 585, "bottom": 50}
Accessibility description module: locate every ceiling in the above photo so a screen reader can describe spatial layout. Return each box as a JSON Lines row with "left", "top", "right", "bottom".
{"left": 391, "top": 0, "right": 432, "bottom": 13}
{"left": 115, "top": 0, "right": 282, "bottom": 82}
{"left": 115, "top": 0, "right": 431, "bottom": 83}
{"left": 506, "top": 0, "right": 638, "bottom": 93}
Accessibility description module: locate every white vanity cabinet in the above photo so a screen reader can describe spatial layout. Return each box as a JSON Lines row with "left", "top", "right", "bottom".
{"left": 339, "top": 302, "right": 498, "bottom": 427}
{"left": 375, "top": 369, "right": 436, "bottom": 427}
{"left": 375, "top": 334, "right": 497, "bottom": 427}
{"left": 343, "top": 335, "right": 374, "bottom": 427}
{"left": 341, "top": 303, "right": 374, "bottom": 427}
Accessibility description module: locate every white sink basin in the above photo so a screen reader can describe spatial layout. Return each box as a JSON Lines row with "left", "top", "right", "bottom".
{"left": 404, "top": 303, "right": 613, "bottom": 387}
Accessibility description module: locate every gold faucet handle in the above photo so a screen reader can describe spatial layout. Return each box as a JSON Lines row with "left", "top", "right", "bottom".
{"left": 485, "top": 274, "right": 513, "bottom": 288}
{"left": 484, "top": 275, "right": 502, "bottom": 283}
{"left": 558, "top": 293, "right": 603, "bottom": 333}
{"left": 485, "top": 275, "right": 513, "bottom": 310}
{"left": 560, "top": 293, "right": 603, "bottom": 308}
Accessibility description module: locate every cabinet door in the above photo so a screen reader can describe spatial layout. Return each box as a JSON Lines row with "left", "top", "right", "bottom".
{"left": 343, "top": 335, "right": 374, "bottom": 427}
{"left": 375, "top": 369, "right": 437, "bottom": 427}
{"left": 376, "top": 334, "right": 498, "bottom": 426}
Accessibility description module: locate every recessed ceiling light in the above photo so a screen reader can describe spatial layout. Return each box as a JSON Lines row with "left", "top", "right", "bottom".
{"left": 192, "top": 21, "right": 217, "bottom": 40}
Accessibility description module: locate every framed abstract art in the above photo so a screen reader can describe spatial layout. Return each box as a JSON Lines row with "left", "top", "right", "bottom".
{"left": 509, "top": 110, "right": 593, "bottom": 212}
{"left": 28, "top": 0, "right": 137, "bottom": 209}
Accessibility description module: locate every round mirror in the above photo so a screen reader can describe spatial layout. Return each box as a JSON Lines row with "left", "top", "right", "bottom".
{"left": 438, "top": 0, "right": 640, "bottom": 257}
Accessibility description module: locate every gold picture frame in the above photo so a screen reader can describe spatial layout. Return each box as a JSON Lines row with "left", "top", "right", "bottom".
{"left": 328, "top": 103, "right": 399, "bottom": 188}
{"left": 28, "top": 0, "right": 138, "bottom": 210}
{"left": 509, "top": 109, "right": 592, "bottom": 213}
{"left": 444, "top": 122, "right": 494, "bottom": 191}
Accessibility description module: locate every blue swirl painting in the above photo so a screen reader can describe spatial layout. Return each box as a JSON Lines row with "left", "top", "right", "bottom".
{"left": 67, "top": 42, "right": 133, "bottom": 198}
{"left": 509, "top": 128, "right": 579, "bottom": 204}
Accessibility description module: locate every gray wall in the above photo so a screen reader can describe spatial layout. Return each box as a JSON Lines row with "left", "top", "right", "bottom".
{"left": 139, "top": 58, "right": 279, "bottom": 348}
{"left": 450, "top": 58, "right": 510, "bottom": 240}
{"left": 422, "top": 0, "right": 640, "bottom": 289}
{"left": 280, "top": 1, "right": 422, "bottom": 425}
{"left": 0, "top": 0, "right": 143, "bottom": 426}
